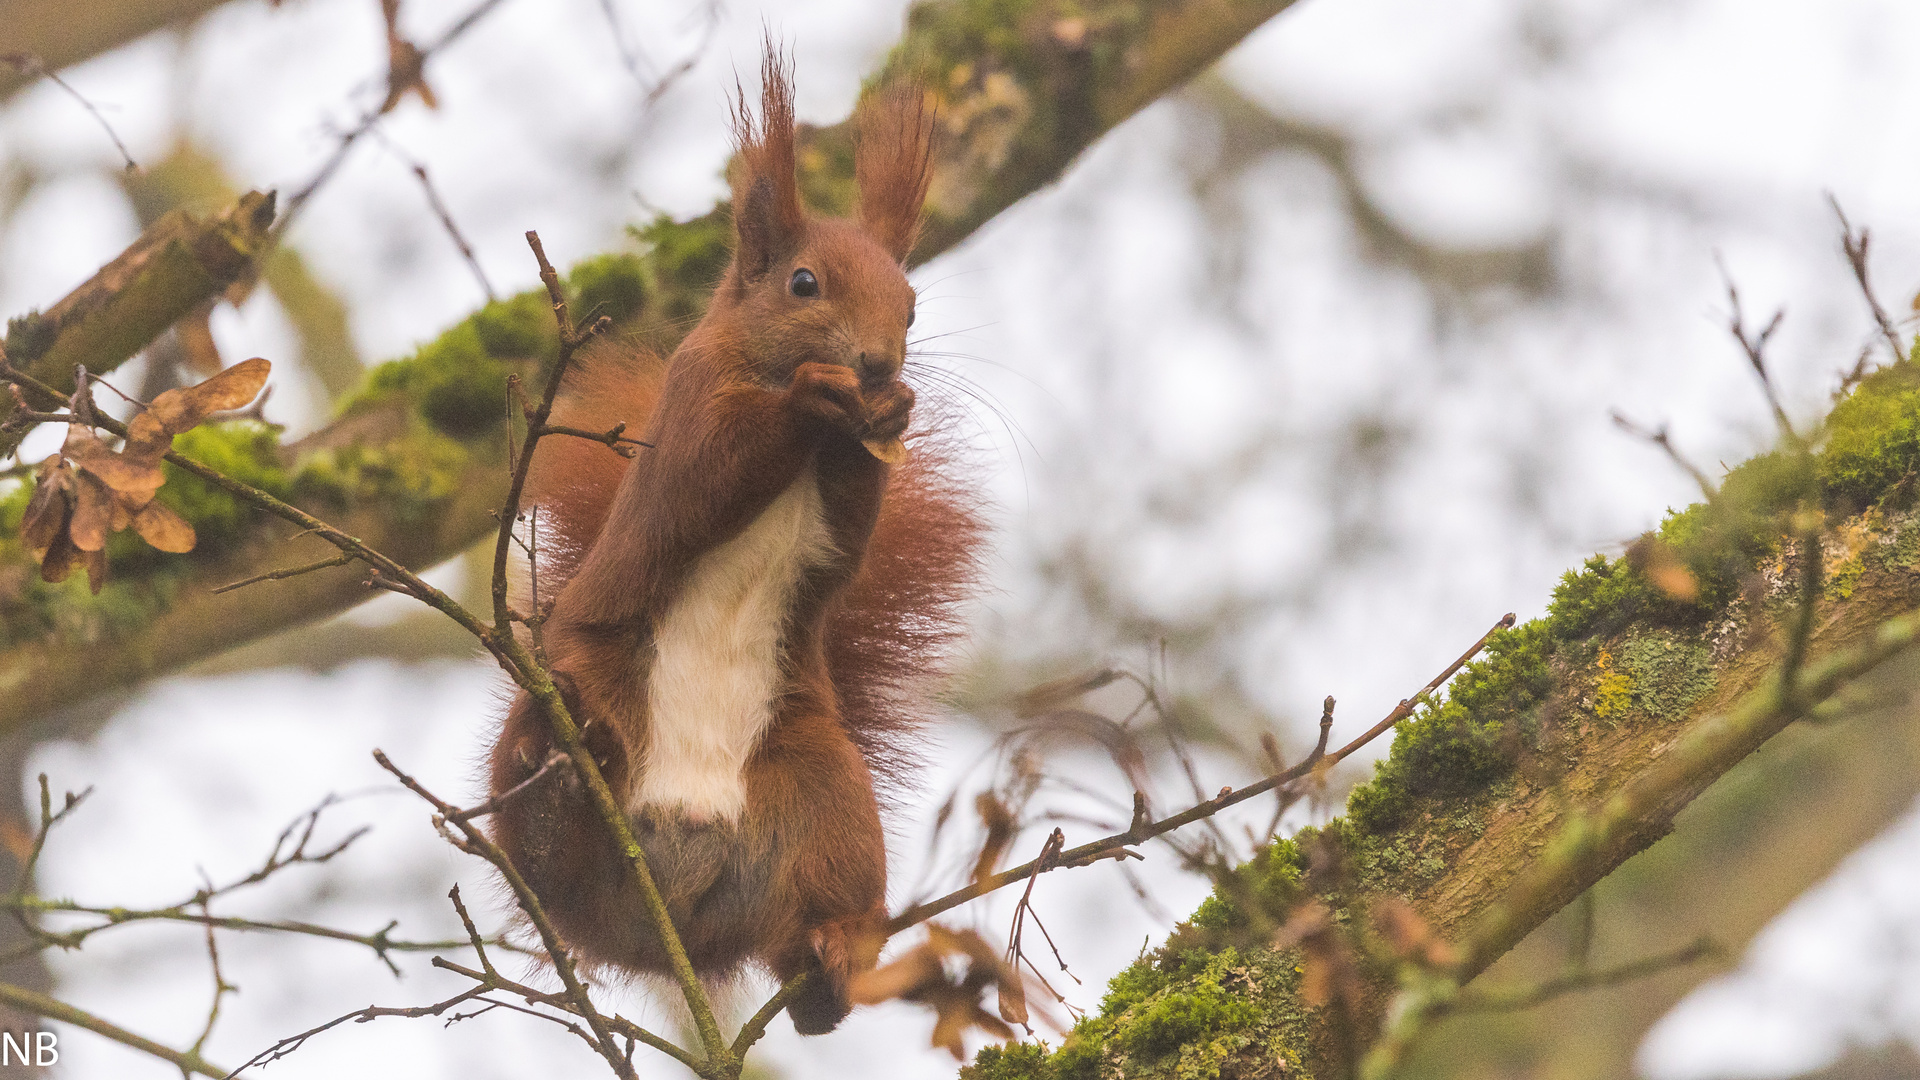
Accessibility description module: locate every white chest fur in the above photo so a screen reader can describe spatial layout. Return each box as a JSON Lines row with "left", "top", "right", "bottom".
{"left": 635, "top": 467, "right": 834, "bottom": 822}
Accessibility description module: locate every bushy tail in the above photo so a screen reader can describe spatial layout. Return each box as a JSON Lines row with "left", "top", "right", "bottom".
{"left": 521, "top": 347, "right": 985, "bottom": 796}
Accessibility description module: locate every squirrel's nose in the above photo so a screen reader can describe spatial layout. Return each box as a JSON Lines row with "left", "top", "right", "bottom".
{"left": 856, "top": 350, "right": 901, "bottom": 388}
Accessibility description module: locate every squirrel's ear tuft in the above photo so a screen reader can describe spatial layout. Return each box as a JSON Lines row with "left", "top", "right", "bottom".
{"left": 729, "top": 43, "right": 804, "bottom": 282}
{"left": 854, "top": 85, "right": 935, "bottom": 264}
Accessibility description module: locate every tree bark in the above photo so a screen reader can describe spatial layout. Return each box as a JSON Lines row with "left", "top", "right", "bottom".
{"left": 0, "top": 0, "right": 249, "bottom": 98}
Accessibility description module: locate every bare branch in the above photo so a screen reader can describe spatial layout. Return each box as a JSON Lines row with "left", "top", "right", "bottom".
{"left": 1828, "top": 194, "right": 1908, "bottom": 365}
{"left": 210, "top": 554, "right": 355, "bottom": 594}
{"left": 0, "top": 981, "right": 225, "bottom": 1078}
{"left": 0, "top": 54, "right": 139, "bottom": 171}
{"left": 888, "top": 612, "right": 1519, "bottom": 934}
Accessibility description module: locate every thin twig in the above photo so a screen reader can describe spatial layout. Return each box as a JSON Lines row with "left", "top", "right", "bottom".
{"left": 542, "top": 422, "right": 653, "bottom": 454}
{"left": 1611, "top": 412, "right": 1717, "bottom": 500}
{"left": 373, "top": 129, "right": 496, "bottom": 302}
{"left": 189, "top": 876, "right": 236, "bottom": 1060}
{"left": 0, "top": 54, "right": 139, "bottom": 171}
{"left": 1326, "top": 613, "right": 1518, "bottom": 764}
{"left": 1463, "top": 937, "right": 1719, "bottom": 1013}
{"left": 273, "top": 0, "right": 514, "bottom": 240}
{"left": 490, "top": 230, "right": 610, "bottom": 640}
{"left": 230, "top": 985, "right": 497, "bottom": 1076}
{"left": 0, "top": 981, "right": 225, "bottom": 1077}
{"left": 887, "top": 613, "right": 1518, "bottom": 934}
{"left": 1828, "top": 194, "right": 1908, "bottom": 365}
{"left": 1716, "top": 256, "right": 1799, "bottom": 444}
{"left": 374, "top": 751, "right": 658, "bottom": 1079}
{"left": 210, "top": 554, "right": 355, "bottom": 594}
{"left": 488, "top": 232, "right": 733, "bottom": 1069}
{"left": 447, "top": 749, "right": 569, "bottom": 824}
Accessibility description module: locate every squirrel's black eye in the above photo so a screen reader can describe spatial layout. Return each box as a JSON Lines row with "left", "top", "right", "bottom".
{"left": 789, "top": 268, "right": 819, "bottom": 298}
{"left": 906, "top": 304, "right": 916, "bottom": 329}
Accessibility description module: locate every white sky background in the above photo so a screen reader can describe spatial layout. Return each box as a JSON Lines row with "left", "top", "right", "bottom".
{"left": 3, "top": 0, "right": 1920, "bottom": 1076}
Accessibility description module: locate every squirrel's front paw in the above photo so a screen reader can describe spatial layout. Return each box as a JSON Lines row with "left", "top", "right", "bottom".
{"left": 789, "top": 362, "right": 868, "bottom": 434}
{"left": 789, "top": 363, "right": 915, "bottom": 448}
{"left": 861, "top": 380, "right": 914, "bottom": 443}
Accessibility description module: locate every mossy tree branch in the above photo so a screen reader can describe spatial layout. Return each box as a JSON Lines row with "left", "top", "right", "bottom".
{"left": 0, "top": 190, "right": 276, "bottom": 459}
{"left": 0, "top": 0, "right": 1306, "bottom": 734}
{"left": 964, "top": 341, "right": 1920, "bottom": 1078}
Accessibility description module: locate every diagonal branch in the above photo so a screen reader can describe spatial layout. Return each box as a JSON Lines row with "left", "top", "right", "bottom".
{"left": 0, "top": 981, "right": 226, "bottom": 1078}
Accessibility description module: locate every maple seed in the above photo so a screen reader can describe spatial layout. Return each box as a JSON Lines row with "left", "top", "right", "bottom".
{"left": 848, "top": 924, "right": 1029, "bottom": 1058}
{"left": 17, "top": 357, "right": 271, "bottom": 590}
{"left": 862, "top": 435, "right": 908, "bottom": 465}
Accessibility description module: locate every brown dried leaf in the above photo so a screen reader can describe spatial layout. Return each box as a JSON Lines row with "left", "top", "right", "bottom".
{"left": 1029, "top": 708, "right": 1150, "bottom": 792}
{"left": 0, "top": 817, "right": 34, "bottom": 864}
{"left": 19, "top": 457, "right": 73, "bottom": 557}
{"left": 122, "top": 410, "right": 172, "bottom": 464}
{"left": 1011, "top": 668, "right": 1120, "bottom": 718}
{"left": 851, "top": 926, "right": 1026, "bottom": 1059}
{"left": 146, "top": 356, "right": 271, "bottom": 435}
{"left": 848, "top": 943, "right": 943, "bottom": 1006}
{"left": 1369, "top": 896, "right": 1459, "bottom": 971}
{"left": 861, "top": 436, "right": 908, "bottom": 465}
{"left": 133, "top": 500, "right": 196, "bottom": 553}
{"left": 971, "top": 792, "right": 1017, "bottom": 884}
{"left": 995, "top": 965, "right": 1029, "bottom": 1026}
{"left": 67, "top": 470, "right": 115, "bottom": 552}
{"left": 38, "top": 527, "right": 78, "bottom": 585}
{"left": 80, "top": 547, "right": 107, "bottom": 594}
{"left": 1626, "top": 534, "right": 1698, "bottom": 601}
{"left": 1275, "top": 902, "right": 1361, "bottom": 1011}
{"left": 62, "top": 425, "right": 164, "bottom": 495}
{"left": 175, "top": 300, "right": 224, "bottom": 376}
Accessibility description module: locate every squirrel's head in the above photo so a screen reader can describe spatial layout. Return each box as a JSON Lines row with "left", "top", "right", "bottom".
{"left": 718, "top": 49, "right": 933, "bottom": 390}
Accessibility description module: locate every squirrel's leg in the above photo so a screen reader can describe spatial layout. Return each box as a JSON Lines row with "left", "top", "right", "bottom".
{"left": 748, "top": 711, "right": 889, "bottom": 1035}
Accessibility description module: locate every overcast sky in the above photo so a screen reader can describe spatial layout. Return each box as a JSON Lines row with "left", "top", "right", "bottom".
{"left": 4, "top": 0, "right": 1920, "bottom": 1076}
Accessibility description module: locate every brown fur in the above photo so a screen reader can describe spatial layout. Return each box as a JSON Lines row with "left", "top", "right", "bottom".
{"left": 487, "top": 50, "right": 982, "bottom": 1037}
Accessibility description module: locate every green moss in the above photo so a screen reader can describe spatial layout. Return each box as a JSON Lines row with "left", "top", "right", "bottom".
{"left": 152, "top": 422, "right": 288, "bottom": 554}
{"left": 969, "top": 943, "right": 1310, "bottom": 1080}
{"left": 1819, "top": 361, "right": 1920, "bottom": 511}
{"left": 1113, "top": 958, "right": 1259, "bottom": 1060}
{"left": 1548, "top": 446, "right": 1820, "bottom": 644}
{"left": 630, "top": 212, "right": 732, "bottom": 325}
{"left": 1347, "top": 621, "right": 1552, "bottom": 833}
{"left": 1188, "top": 838, "right": 1305, "bottom": 937}
{"left": 469, "top": 290, "right": 558, "bottom": 362}
{"left": 567, "top": 253, "right": 648, "bottom": 326}
{"left": 966, "top": 1041, "right": 1060, "bottom": 1080}
{"left": 338, "top": 280, "right": 576, "bottom": 437}
{"left": 290, "top": 424, "right": 469, "bottom": 524}
{"left": 1549, "top": 554, "right": 1665, "bottom": 641}
{"left": 900, "top": 0, "right": 1044, "bottom": 80}
{"left": 1660, "top": 449, "right": 1810, "bottom": 609}
{"left": 796, "top": 124, "right": 860, "bottom": 218}
{"left": 1884, "top": 516, "right": 1920, "bottom": 570}
{"left": 1826, "top": 554, "right": 1866, "bottom": 600}
{"left": 347, "top": 321, "right": 514, "bottom": 436}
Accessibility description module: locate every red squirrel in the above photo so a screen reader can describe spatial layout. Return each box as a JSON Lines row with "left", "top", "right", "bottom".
{"left": 486, "top": 52, "right": 983, "bottom": 1035}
